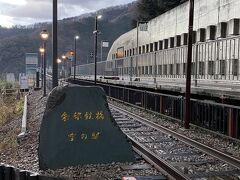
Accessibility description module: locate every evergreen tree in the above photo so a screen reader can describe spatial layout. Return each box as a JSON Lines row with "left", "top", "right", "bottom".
{"left": 132, "top": 0, "right": 182, "bottom": 28}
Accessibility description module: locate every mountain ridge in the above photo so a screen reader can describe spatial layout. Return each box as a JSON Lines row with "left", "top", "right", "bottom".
{"left": 0, "top": 2, "right": 136, "bottom": 76}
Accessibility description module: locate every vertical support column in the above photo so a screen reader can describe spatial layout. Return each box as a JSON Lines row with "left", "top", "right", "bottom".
{"left": 52, "top": 0, "right": 58, "bottom": 88}
{"left": 136, "top": 23, "right": 139, "bottom": 77}
{"left": 130, "top": 57, "right": 133, "bottom": 82}
{"left": 154, "top": 95, "right": 157, "bottom": 112}
{"left": 94, "top": 16, "right": 98, "bottom": 84}
{"left": 36, "top": 71, "right": 39, "bottom": 88}
{"left": 144, "top": 91, "right": 147, "bottom": 110}
{"left": 195, "top": 43, "right": 198, "bottom": 86}
{"left": 154, "top": 52, "right": 157, "bottom": 84}
{"left": 160, "top": 96, "right": 164, "bottom": 114}
{"left": 43, "top": 41, "right": 46, "bottom": 97}
{"left": 184, "top": 0, "right": 194, "bottom": 129}
{"left": 228, "top": 108, "right": 235, "bottom": 138}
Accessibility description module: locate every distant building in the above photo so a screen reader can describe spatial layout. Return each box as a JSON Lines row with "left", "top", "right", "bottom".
{"left": 6, "top": 73, "right": 15, "bottom": 84}
{"left": 19, "top": 73, "right": 29, "bottom": 90}
{"left": 25, "top": 53, "right": 38, "bottom": 87}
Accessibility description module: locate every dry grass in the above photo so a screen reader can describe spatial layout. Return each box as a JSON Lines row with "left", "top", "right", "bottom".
{"left": 0, "top": 95, "right": 24, "bottom": 125}
{"left": 0, "top": 95, "right": 24, "bottom": 152}
{"left": 0, "top": 131, "right": 19, "bottom": 151}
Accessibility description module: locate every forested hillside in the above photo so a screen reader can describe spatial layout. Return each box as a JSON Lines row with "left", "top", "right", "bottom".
{"left": 0, "top": 0, "right": 184, "bottom": 76}
{"left": 0, "top": 4, "right": 134, "bottom": 76}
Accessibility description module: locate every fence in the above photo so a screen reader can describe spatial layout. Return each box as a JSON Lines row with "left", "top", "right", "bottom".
{"left": 0, "top": 164, "right": 65, "bottom": 180}
{"left": 72, "top": 79, "right": 240, "bottom": 139}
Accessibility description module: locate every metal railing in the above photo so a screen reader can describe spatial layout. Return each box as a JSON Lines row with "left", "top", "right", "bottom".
{"left": 74, "top": 34, "right": 240, "bottom": 82}
{"left": 73, "top": 79, "right": 240, "bottom": 139}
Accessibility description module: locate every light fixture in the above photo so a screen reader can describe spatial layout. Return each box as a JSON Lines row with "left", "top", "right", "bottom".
{"left": 62, "top": 55, "right": 66, "bottom": 60}
{"left": 39, "top": 47, "right": 45, "bottom": 54}
{"left": 40, "top": 29, "right": 49, "bottom": 41}
{"left": 57, "top": 58, "right": 62, "bottom": 64}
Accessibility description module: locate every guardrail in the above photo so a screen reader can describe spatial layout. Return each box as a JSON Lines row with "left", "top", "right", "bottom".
{"left": 17, "top": 94, "right": 28, "bottom": 139}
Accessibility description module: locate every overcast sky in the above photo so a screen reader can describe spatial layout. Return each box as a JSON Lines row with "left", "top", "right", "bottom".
{"left": 0, "top": 0, "right": 135, "bottom": 27}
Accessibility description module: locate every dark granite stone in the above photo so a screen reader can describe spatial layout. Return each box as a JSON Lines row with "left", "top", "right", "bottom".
{"left": 39, "top": 85, "right": 135, "bottom": 170}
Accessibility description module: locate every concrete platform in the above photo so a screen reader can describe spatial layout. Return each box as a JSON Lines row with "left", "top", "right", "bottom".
{"left": 75, "top": 75, "right": 240, "bottom": 100}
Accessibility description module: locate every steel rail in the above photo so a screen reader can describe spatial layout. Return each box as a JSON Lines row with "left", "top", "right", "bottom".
{"left": 128, "top": 136, "right": 190, "bottom": 180}
{"left": 109, "top": 103, "right": 240, "bottom": 170}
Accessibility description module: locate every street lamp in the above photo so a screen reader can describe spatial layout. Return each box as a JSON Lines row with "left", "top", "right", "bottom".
{"left": 57, "top": 58, "right": 62, "bottom": 64}
{"left": 39, "top": 47, "right": 45, "bottom": 88}
{"left": 93, "top": 14, "right": 102, "bottom": 84}
{"left": 74, "top": 35, "right": 79, "bottom": 81}
{"left": 40, "top": 29, "right": 49, "bottom": 97}
{"left": 61, "top": 55, "right": 67, "bottom": 80}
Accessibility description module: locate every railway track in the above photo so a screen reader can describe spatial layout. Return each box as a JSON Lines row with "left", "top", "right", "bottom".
{"left": 109, "top": 103, "right": 240, "bottom": 180}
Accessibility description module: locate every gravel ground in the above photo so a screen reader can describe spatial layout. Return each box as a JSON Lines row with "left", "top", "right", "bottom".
{"left": 108, "top": 99, "right": 240, "bottom": 160}
{"left": 0, "top": 89, "right": 162, "bottom": 180}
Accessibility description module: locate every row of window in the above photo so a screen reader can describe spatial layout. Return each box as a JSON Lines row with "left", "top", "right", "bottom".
{"left": 115, "top": 60, "right": 239, "bottom": 76}
{"left": 112, "top": 19, "right": 240, "bottom": 60}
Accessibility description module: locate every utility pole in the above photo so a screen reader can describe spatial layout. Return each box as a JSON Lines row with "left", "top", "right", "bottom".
{"left": 93, "top": 15, "right": 102, "bottom": 84}
{"left": 52, "top": 0, "right": 58, "bottom": 88}
{"left": 73, "top": 36, "right": 79, "bottom": 81}
{"left": 184, "top": 0, "right": 194, "bottom": 129}
{"left": 94, "top": 16, "right": 98, "bottom": 84}
{"left": 43, "top": 41, "right": 46, "bottom": 96}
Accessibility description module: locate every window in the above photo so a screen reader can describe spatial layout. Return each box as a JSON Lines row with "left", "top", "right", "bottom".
{"left": 159, "top": 41, "right": 163, "bottom": 50}
{"left": 169, "top": 37, "right": 174, "bottom": 48}
{"left": 130, "top": 49, "right": 132, "bottom": 56}
{"left": 208, "top": 61, "right": 214, "bottom": 75}
{"left": 163, "top": 65, "right": 167, "bottom": 75}
{"left": 150, "top": 43, "right": 153, "bottom": 52}
{"left": 158, "top": 65, "right": 162, "bottom": 75}
{"left": 199, "top": 62, "right": 205, "bottom": 75}
{"left": 191, "top": 62, "right": 195, "bottom": 75}
{"left": 164, "top": 39, "right": 168, "bottom": 49}
{"left": 133, "top": 48, "right": 135, "bottom": 55}
{"left": 232, "top": 59, "right": 238, "bottom": 76}
{"left": 220, "top": 60, "right": 226, "bottom": 75}
{"left": 198, "top": 28, "right": 206, "bottom": 42}
{"left": 176, "top": 64, "right": 180, "bottom": 75}
{"left": 142, "top": 66, "right": 144, "bottom": 75}
{"left": 145, "top": 66, "right": 148, "bottom": 74}
{"left": 176, "top": 36, "right": 181, "bottom": 47}
{"left": 154, "top": 42, "right": 158, "bottom": 51}
{"left": 142, "top": 45, "right": 145, "bottom": 53}
{"left": 182, "top": 33, "right": 188, "bottom": 45}
{"left": 183, "top": 63, "right": 187, "bottom": 75}
{"left": 146, "top": 44, "right": 149, "bottom": 52}
{"left": 139, "top": 46, "right": 141, "bottom": 54}
{"left": 169, "top": 64, "right": 173, "bottom": 75}
{"left": 149, "top": 66, "right": 153, "bottom": 75}
{"left": 218, "top": 22, "right": 227, "bottom": 38}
